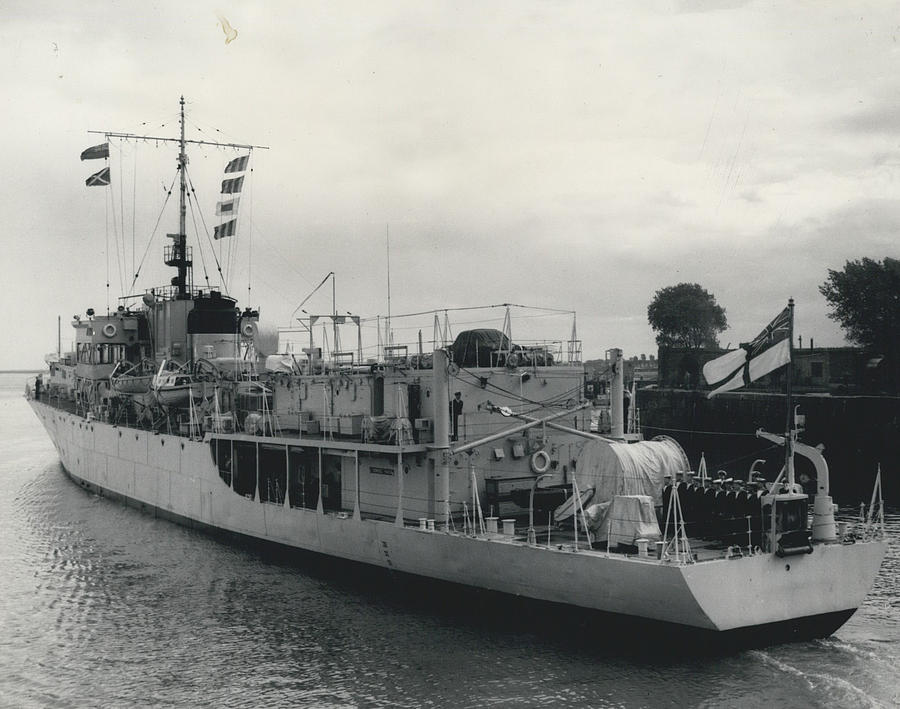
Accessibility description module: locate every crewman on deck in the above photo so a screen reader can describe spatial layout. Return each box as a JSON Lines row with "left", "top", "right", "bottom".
{"left": 451, "top": 391, "right": 463, "bottom": 441}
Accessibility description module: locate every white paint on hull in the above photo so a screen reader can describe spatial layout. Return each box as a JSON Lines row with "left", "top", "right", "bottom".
{"left": 30, "top": 400, "right": 887, "bottom": 632}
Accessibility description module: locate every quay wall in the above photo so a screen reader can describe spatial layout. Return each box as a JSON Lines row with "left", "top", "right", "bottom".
{"left": 637, "top": 389, "right": 899, "bottom": 503}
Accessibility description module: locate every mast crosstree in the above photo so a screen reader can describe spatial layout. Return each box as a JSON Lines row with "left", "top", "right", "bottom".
{"left": 88, "top": 96, "right": 268, "bottom": 299}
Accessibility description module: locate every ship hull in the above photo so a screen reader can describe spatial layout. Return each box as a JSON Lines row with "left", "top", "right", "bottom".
{"left": 56, "top": 464, "right": 861, "bottom": 647}
{"left": 30, "top": 399, "right": 887, "bottom": 639}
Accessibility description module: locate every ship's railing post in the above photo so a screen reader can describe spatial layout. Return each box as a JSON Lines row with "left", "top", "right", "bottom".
{"left": 470, "top": 461, "right": 485, "bottom": 535}
{"left": 353, "top": 450, "right": 361, "bottom": 521}
{"left": 395, "top": 450, "right": 404, "bottom": 526}
{"left": 863, "top": 464, "right": 884, "bottom": 540}
{"left": 316, "top": 447, "right": 324, "bottom": 514}
{"left": 395, "top": 384, "right": 405, "bottom": 526}
{"left": 283, "top": 443, "right": 291, "bottom": 509}
{"left": 527, "top": 473, "right": 552, "bottom": 545}
{"left": 254, "top": 441, "right": 260, "bottom": 503}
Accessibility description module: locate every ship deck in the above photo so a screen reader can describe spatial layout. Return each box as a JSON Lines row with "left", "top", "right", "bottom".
{"left": 28, "top": 392, "right": 866, "bottom": 569}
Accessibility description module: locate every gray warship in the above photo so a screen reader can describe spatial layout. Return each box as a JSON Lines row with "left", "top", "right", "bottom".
{"left": 27, "top": 99, "right": 888, "bottom": 646}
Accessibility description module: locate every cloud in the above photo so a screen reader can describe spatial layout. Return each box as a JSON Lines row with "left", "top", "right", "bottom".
{"left": 3, "top": 1, "right": 900, "bottom": 367}
{"left": 833, "top": 99, "right": 900, "bottom": 135}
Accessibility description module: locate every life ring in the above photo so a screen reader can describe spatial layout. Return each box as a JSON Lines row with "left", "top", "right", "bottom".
{"left": 241, "top": 322, "right": 254, "bottom": 337}
{"left": 506, "top": 353, "right": 519, "bottom": 368}
{"left": 102, "top": 323, "right": 117, "bottom": 338}
{"left": 530, "top": 449, "right": 551, "bottom": 474}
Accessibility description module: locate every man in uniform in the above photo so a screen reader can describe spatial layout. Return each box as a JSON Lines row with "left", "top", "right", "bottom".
{"left": 450, "top": 391, "right": 463, "bottom": 441}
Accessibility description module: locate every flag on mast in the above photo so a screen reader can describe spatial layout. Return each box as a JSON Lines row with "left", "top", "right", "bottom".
{"left": 216, "top": 197, "right": 240, "bottom": 216}
{"left": 224, "top": 154, "right": 249, "bottom": 173}
{"left": 703, "top": 306, "right": 792, "bottom": 398}
{"left": 80, "top": 143, "right": 109, "bottom": 160}
{"left": 214, "top": 218, "right": 237, "bottom": 239}
{"left": 221, "top": 176, "right": 244, "bottom": 194}
{"left": 85, "top": 167, "right": 110, "bottom": 187}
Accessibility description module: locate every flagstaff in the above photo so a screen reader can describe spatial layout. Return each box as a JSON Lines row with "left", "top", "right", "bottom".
{"left": 785, "top": 297, "right": 795, "bottom": 490}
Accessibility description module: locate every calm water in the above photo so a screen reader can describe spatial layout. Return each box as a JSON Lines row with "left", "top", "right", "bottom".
{"left": 1, "top": 372, "right": 898, "bottom": 708}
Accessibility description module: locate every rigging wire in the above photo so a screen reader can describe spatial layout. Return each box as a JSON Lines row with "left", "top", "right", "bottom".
{"left": 132, "top": 148, "right": 137, "bottom": 280}
{"left": 109, "top": 139, "right": 129, "bottom": 295}
{"left": 232, "top": 231, "right": 318, "bottom": 319}
{"left": 454, "top": 364, "right": 584, "bottom": 412}
{"left": 672, "top": 443, "right": 783, "bottom": 473}
{"left": 186, "top": 115, "right": 240, "bottom": 145}
{"left": 247, "top": 159, "right": 253, "bottom": 305}
{"left": 184, "top": 165, "right": 229, "bottom": 295}
{"left": 186, "top": 190, "right": 211, "bottom": 289}
{"left": 242, "top": 221, "right": 317, "bottom": 291}
{"left": 376, "top": 310, "right": 564, "bottom": 331}
{"left": 224, "top": 194, "right": 239, "bottom": 290}
{"left": 226, "top": 154, "right": 251, "bottom": 295}
{"left": 107, "top": 178, "right": 126, "bottom": 298}
{"left": 289, "top": 272, "right": 333, "bottom": 324}
{"left": 105, "top": 179, "right": 110, "bottom": 313}
{"left": 129, "top": 172, "right": 178, "bottom": 294}
{"left": 641, "top": 424, "right": 761, "bottom": 438}
{"left": 119, "top": 141, "right": 125, "bottom": 283}
{"left": 376, "top": 303, "right": 575, "bottom": 322}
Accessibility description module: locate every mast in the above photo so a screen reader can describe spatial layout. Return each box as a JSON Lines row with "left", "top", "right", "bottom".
{"left": 176, "top": 96, "right": 189, "bottom": 299}
{"left": 88, "top": 98, "right": 268, "bottom": 301}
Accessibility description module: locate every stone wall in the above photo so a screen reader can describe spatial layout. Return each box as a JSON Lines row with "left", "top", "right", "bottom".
{"left": 638, "top": 388, "right": 899, "bottom": 503}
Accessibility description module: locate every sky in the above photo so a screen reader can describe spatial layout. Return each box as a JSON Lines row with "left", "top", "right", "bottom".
{"left": 1, "top": 0, "right": 898, "bottom": 369}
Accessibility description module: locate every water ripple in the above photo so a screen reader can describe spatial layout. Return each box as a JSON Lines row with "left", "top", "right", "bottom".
{"left": 2, "top": 374, "right": 899, "bottom": 708}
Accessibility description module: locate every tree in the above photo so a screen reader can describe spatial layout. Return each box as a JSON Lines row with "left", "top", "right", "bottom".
{"left": 647, "top": 283, "right": 728, "bottom": 350}
{"left": 819, "top": 257, "right": 900, "bottom": 392}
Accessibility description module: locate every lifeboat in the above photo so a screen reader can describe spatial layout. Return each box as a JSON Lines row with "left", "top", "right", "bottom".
{"left": 110, "top": 359, "right": 157, "bottom": 395}
{"left": 152, "top": 359, "right": 200, "bottom": 407}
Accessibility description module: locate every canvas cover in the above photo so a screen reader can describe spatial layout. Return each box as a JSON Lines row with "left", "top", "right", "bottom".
{"left": 264, "top": 355, "right": 295, "bottom": 373}
{"left": 573, "top": 436, "right": 690, "bottom": 507}
{"left": 451, "top": 329, "right": 511, "bottom": 367}
{"left": 584, "top": 495, "right": 661, "bottom": 545}
{"left": 252, "top": 321, "right": 280, "bottom": 356}
{"left": 364, "top": 416, "right": 414, "bottom": 445}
